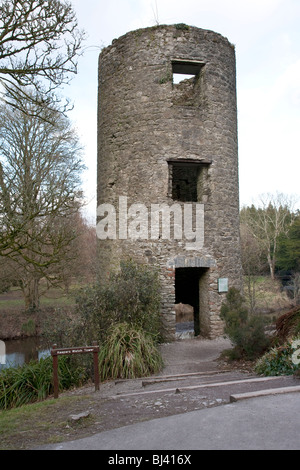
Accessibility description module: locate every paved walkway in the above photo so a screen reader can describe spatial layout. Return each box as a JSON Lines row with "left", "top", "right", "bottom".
{"left": 38, "top": 392, "right": 300, "bottom": 450}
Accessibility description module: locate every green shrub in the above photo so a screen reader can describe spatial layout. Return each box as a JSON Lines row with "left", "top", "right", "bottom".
{"left": 0, "top": 356, "right": 88, "bottom": 410}
{"left": 98, "top": 323, "right": 163, "bottom": 380}
{"left": 255, "top": 337, "right": 300, "bottom": 376}
{"left": 221, "top": 287, "right": 271, "bottom": 360}
{"left": 220, "top": 287, "right": 248, "bottom": 331}
{"left": 75, "top": 260, "right": 162, "bottom": 344}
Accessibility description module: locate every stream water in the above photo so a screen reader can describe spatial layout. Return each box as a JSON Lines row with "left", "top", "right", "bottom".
{"left": 0, "top": 337, "right": 50, "bottom": 370}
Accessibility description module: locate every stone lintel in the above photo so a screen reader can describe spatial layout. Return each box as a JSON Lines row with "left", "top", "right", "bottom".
{"left": 167, "top": 256, "right": 216, "bottom": 269}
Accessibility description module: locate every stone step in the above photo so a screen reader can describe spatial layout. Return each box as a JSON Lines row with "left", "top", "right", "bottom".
{"left": 111, "top": 375, "right": 291, "bottom": 399}
{"left": 230, "top": 385, "right": 300, "bottom": 402}
{"left": 141, "top": 369, "right": 234, "bottom": 386}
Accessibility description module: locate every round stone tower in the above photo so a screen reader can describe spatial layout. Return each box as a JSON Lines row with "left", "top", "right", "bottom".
{"left": 97, "top": 24, "right": 243, "bottom": 339}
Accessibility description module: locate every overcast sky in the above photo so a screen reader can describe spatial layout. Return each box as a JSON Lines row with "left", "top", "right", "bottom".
{"left": 67, "top": 0, "right": 300, "bottom": 221}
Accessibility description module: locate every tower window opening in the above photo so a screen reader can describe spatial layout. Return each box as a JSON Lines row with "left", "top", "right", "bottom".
{"left": 168, "top": 159, "right": 212, "bottom": 203}
{"left": 170, "top": 164, "right": 199, "bottom": 202}
{"left": 173, "top": 73, "right": 195, "bottom": 84}
{"left": 172, "top": 59, "right": 204, "bottom": 84}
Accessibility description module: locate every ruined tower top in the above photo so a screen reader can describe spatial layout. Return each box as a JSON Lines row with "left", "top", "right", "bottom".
{"left": 98, "top": 24, "right": 238, "bottom": 203}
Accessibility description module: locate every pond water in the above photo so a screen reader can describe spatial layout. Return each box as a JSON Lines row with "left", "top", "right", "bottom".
{"left": 0, "top": 322, "right": 196, "bottom": 370}
{"left": 0, "top": 337, "right": 50, "bottom": 370}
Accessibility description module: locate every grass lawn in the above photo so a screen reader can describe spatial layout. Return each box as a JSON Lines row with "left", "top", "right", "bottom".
{"left": 0, "top": 394, "right": 95, "bottom": 450}
{"left": 0, "top": 286, "right": 76, "bottom": 310}
{"left": 243, "top": 275, "right": 292, "bottom": 317}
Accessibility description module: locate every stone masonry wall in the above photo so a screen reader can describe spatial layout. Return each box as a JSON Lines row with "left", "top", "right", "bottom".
{"left": 97, "top": 24, "right": 243, "bottom": 339}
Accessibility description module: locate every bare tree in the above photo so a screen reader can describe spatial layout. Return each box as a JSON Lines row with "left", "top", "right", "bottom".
{"left": 0, "top": 0, "right": 85, "bottom": 113}
{"left": 0, "top": 212, "right": 97, "bottom": 308}
{"left": 240, "top": 193, "right": 297, "bottom": 280}
{"left": 240, "top": 222, "right": 268, "bottom": 313}
{"left": 48, "top": 212, "right": 97, "bottom": 294}
{"left": 0, "top": 93, "right": 85, "bottom": 308}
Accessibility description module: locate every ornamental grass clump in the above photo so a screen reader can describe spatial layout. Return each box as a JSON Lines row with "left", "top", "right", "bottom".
{"left": 276, "top": 306, "right": 300, "bottom": 341}
{"left": 98, "top": 323, "right": 163, "bottom": 380}
{"left": 0, "top": 356, "right": 87, "bottom": 410}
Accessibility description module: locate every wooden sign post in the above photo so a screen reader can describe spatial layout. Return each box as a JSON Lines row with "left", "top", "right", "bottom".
{"left": 51, "top": 342, "right": 100, "bottom": 399}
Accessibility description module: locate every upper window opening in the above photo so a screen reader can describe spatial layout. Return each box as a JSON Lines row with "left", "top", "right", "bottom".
{"left": 173, "top": 73, "right": 195, "bottom": 84}
{"left": 172, "top": 59, "right": 204, "bottom": 84}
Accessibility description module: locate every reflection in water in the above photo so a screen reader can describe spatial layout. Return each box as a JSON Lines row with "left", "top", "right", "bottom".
{"left": 0, "top": 337, "right": 50, "bottom": 370}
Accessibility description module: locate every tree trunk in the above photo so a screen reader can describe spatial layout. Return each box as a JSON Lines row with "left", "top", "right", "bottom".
{"left": 22, "top": 278, "right": 40, "bottom": 310}
{"left": 267, "top": 250, "right": 276, "bottom": 280}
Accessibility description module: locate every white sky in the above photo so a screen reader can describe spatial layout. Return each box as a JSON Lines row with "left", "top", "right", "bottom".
{"left": 67, "top": 0, "right": 300, "bottom": 222}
